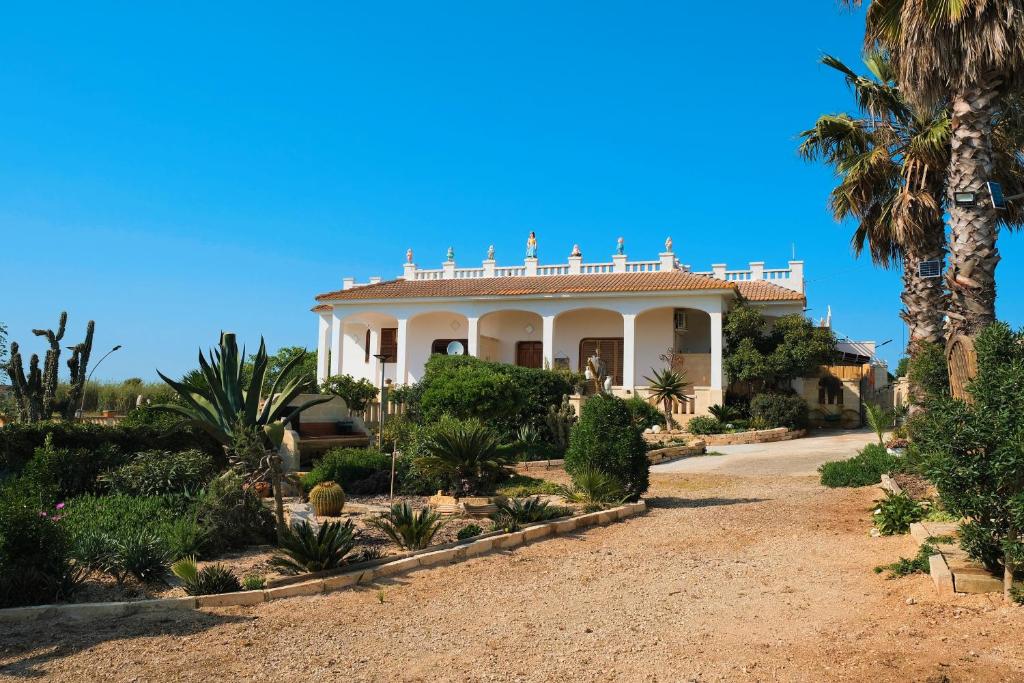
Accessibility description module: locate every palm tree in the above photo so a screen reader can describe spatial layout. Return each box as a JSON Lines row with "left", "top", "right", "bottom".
{"left": 800, "top": 53, "right": 949, "bottom": 350}
{"left": 415, "top": 419, "right": 510, "bottom": 496}
{"left": 642, "top": 367, "right": 689, "bottom": 430}
{"left": 849, "top": 0, "right": 1024, "bottom": 337}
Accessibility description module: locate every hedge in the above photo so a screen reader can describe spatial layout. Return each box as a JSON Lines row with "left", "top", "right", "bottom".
{"left": 565, "top": 395, "right": 649, "bottom": 501}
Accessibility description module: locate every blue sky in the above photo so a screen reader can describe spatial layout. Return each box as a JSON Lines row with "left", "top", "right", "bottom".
{"left": 2, "top": 2, "right": 1021, "bottom": 381}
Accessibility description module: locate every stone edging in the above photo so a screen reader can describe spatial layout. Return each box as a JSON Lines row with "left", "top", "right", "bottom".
{"left": 701, "top": 428, "right": 805, "bottom": 447}
{"left": 879, "top": 474, "right": 903, "bottom": 495}
{"left": 647, "top": 441, "right": 706, "bottom": 465}
{"left": 0, "top": 501, "right": 647, "bottom": 624}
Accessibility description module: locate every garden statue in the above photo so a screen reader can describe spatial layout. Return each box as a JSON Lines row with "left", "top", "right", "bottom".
{"left": 526, "top": 231, "right": 538, "bottom": 258}
{"left": 406, "top": 248, "right": 414, "bottom": 263}
{"left": 487, "top": 244, "right": 495, "bottom": 260}
{"left": 616, "top": 237, "right": 625, "bottom": 255}
{"left": 571, "top": 244, "right": 581, "bottom": 257}
{"left": 446, "top": 246, "right": 454, "bottom": 262}
{"left": 665, "top": 236, "right": 673, "bottom": 252}
{"left": 585, "top": 347, "right": 609, "bottom": 395}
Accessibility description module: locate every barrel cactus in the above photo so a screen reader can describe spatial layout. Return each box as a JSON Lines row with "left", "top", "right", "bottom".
{"left": 309, "top": 481, "right": 346, "bottom": 516}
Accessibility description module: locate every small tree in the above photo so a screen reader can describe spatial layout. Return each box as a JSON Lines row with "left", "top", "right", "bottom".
{"left": 565, "top": 395, "right": 648, "bottom": 501}
{"left": 914, "top": 323, "right": 1024, "bottom": 601}
{"left": 863, "top": 403, "right": 892, "bottom": 445}
{"left": 320, "top": 374, "right": 378, "bottom": 414}
{"left": 642, "top": 368, "right": 689, "bottom": 429}
{"left": 723, "top": 305, "right": 836, "bottom": 392}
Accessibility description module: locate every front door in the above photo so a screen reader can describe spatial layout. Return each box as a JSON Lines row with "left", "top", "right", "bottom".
{"left": 516, "top": 341, "right": 543, "bottom": 368}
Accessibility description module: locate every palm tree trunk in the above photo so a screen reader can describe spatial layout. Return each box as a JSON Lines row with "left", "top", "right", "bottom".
{"left": 900, "top": 224, "right": 947, "bottom": 349}
{"left": 946, "top": 77, "right": 1003, "bottom": 339}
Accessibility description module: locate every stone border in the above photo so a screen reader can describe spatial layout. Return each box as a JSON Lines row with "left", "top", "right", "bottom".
{"left": 0, "top": 501, "right": 647, "bottom": 624}
{"left": 647, "top": 441, "right": 706, "bottom": 465}
{"left": 909, "top": 520, "right": 1004, "bottom": 595}
{"left": 515, "top": 459, "right": 565, "bottom": 471}
{"left": 879, "top": 474, "right": 903, "bottom": 495}
{"left": 701, "top": 428, "right": 805, "bottom": 447}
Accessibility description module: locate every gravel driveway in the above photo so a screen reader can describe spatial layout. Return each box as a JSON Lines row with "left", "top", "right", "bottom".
{"left": 1, "top": 433, "right": 1021, "bottom": 682}
{"left": 653, "top": 428, "right": 877, "bottom": 476}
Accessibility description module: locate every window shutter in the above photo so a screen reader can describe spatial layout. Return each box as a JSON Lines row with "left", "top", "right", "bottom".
{"left": 578, "top": 338, "right": 624, "bottom": 386}
{"left": 380, "top": 328, "right": 398, "bottom": 362}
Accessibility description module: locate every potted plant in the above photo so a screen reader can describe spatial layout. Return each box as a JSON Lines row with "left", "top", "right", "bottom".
{"left": 885, "top": 437, "right": 910, "bottom": 456}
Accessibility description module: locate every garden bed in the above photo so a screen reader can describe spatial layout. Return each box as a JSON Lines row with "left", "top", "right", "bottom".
{"left": 0, "top": 500, "right": 648, "bottom": 624}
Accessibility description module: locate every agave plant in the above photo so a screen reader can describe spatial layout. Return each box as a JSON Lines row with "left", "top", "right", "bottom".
{"left": 157, "top": 332, "right": 331, "bottom": 541}
{"left": 270, "top": 520, "right": 358, "bottom": 574}
{"left": 171, "top": 556, "right": 243, "bottom": 595}
{"left": 557, "top": 468, "right": 628, "bottom": 512}
{"left": 156, "top": 332, "right": 329, "bottom": 447}
{"left": 415, "top": 419, "right": 510, "bottom": 496}
{"left": 366, "top": 502, "right": 444, "bottom": 550}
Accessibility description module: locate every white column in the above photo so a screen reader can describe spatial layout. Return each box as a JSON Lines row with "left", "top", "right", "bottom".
{"left": 612, "top": 254, "right": 627, "bottom": 273}
{"left": 467, "top": 316, "right": 479, "bottom": 357}
{"left": 542, "top": 315, "right": 555, "bottom": 369}
{"left": 525, "top": 257, "right": 538, "bottom": 276}
{"left": 710, "top": 310, "right": 724, "bottom": 390}
{"left": 316, "top": 313, "right": 331, "bottom": 385}
{"left": 395, "top": 317, "right": 409, "bottom": 385}
{"left": 749, "top": 261, "right": 765, "bottom": 280}
{"left": 329, "top": 312, "right": 345, "bottom": 376}
{"left": 622, "top": 313, "right": 636, "bottom": 390}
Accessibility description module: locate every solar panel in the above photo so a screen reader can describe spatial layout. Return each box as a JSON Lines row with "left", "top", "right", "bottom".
{"left": 918, "top": 260, "right": 942, "bottom": 278}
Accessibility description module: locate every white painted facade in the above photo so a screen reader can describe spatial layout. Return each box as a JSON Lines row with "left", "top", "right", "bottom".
{"left": 313, "top": 240, "right": 805, "bottom": 415}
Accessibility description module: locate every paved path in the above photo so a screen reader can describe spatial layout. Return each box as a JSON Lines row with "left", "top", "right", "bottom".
{"left": 652, "top": 429, "right": 876, "bottom": 476}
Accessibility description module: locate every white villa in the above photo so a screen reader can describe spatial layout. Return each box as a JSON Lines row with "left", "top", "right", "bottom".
{"left": 312, "top": 236, "right": 806, "bottom": 416}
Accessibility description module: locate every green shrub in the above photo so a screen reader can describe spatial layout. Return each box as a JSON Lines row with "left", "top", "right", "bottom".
{"left": 496, "top": 474, "right": 562, "bottom": 498}
{"left": 874, "top": 542, "right": 936, "bottom": 578}
{"left": 491, "top": 497, "right": 568, "bottom": 530}
{"left": 320, "top": 374, "right": 378, "bottom": 412}
{"left": 564, "top": 396, "right": 648, "bottom": 501}
{"left": 0, "top": 420, "right": 221, "bottom": 475}
{"left": 171, "top": 556, "right": 243, "bottom": 595}
{"left": 413, "top": 355, "right": 573, "bottom": 437}
{"left": 749, "top": 393, "right": 808, "bottom": 429}
{"left": 102, "top": 449, "right": 216, "bottom": 497}
{"left": 819, "top": 444, "right": 898, "bottom": 488}
{"left": 21, "top": 440, "right": 129, "bottom": 503}
{"left": 61, "top": 494, "right": 190, "bottom": 571}
{"left": 366, "top": 502, "right": 444, "bottom": 550}
{"left": 624, "top": 397, "right": 664, "bottom": 430}
{"left": 872, "top": 492, "right": 923, "bottom": 535}
{"left": 0, "top": 488, "right": 80, "bottom": 608}
{"left": 271, "top": 520, "right": 358, "bottom": 574}
{"left": 303, "top": 448, "right": 393, "bottom": 494}
{"left": 456, "top": 523, "right": 483, "bottom": 540}
{"left": 242, "top": 574, "right": 266, "bottom": 590}
{"left": 912, "top": 323, "right": 1024, "bottom": 579}
{"left": 194, "top": 473, "right": 276, "bottom": 552}
{"left": 906, "top": 341, "right": 948, "bottom": 401}
{"left": 686, "top": 416, "right": 724, "bottom": 435}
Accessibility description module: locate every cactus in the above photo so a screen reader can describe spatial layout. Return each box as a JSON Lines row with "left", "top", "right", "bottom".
{"left": 545, "top": 394, "right": 577, "bottom": 451}
{"left": 4, "top": 312, "right": 94, "bottom": 422}
{"left": 309, "top": 481, "right": 346, "bottom": 517}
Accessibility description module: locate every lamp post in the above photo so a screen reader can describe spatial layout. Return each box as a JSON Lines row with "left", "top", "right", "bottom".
{"left": 77, "top": 344, "right": 123, "bottom": 418}
{"left": 373, "top": 353, "right": 395, "bottom": 500}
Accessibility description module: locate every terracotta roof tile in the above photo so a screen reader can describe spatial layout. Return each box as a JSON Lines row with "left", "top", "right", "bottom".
{"left": 311, "top": 304, "right": 332, "bottom": 313}
{"left": 316, "top": 271, "right": 736, "bottom": 302}
{"left": 736, "top": 280, "right": 805, "bottom": 302}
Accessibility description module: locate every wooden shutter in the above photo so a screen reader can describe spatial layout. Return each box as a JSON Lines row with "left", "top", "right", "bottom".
{"left": 578, "top": 338, "right": 624, "bottom": 386}
{"left": 364, "top": 329, "right": 371, "bottom": 363}
{"left": 379, "top": 328, "right": 398, "bottom": 362}
{"left": 516, "top": 341, "right": 543, "bottom": 368}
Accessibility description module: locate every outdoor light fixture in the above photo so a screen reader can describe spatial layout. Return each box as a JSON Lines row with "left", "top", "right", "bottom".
{"left": 953, "top": 191, "right": 977, "bottom": 207}
{"left": 78, "top": 344, "right": 123, "bottom": 417}
{"left": 372, "top": 352, "right": 392, "bottom": 492}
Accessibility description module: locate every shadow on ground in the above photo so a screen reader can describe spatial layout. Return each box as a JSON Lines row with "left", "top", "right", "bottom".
{"left": 646, "top": 496, "right": 767, "bottom": 509}
{"left": 0, "top": 610, "right": 247, "bottom": 679}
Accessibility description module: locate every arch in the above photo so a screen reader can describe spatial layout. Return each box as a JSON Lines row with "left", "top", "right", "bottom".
{"left": 405, "top": 309, "right": 470, "bottom": 383}
{"left": 552, "top": 308, "right": 625, "bottom": 381}
{"left": 478, "top": 308, "right": 544, "bottom": 366}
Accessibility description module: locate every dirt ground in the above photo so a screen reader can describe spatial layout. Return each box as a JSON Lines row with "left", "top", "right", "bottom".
{"left": 2, "top": 470, "right": 1022, "bottom": 682}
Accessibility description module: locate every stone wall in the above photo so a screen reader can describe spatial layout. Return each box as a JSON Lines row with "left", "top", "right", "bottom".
{"left": 701, "top": 427, "right": 805, "bottom": 446}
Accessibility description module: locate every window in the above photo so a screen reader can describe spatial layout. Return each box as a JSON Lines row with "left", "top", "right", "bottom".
{"left": 364, "top": 329, "right": 371, "bottom": 363}
{"left": 431, "top": 338, "right": 468, "bottom": 355}
{"left": 818, "top": 375, "right": 844, "bottom": 405}
{"left": 379, "top": 328, "right": 397, "bottom": 362}
{"left": 578, "top": 338, "right": 624, "bottom": 386}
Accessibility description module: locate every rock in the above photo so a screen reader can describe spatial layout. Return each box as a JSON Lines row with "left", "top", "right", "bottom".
{"left": 905, "top": 597, "right": 916, "bottom": 605}
{"left": 652, "top": 425, "right": 662, "bottom": 433}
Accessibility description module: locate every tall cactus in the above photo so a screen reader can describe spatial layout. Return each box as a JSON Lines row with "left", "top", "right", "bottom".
{"left": 545, "top": 394, "right": 577, "bottom": 451}
{"left": 4, "top": 312, "right": 95, "bottom": 423}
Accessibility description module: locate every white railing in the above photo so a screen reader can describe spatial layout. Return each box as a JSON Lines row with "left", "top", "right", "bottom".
{"left": 351, "top": 251, "right": 803, "bottom": 294}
